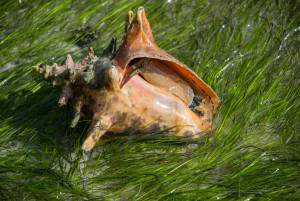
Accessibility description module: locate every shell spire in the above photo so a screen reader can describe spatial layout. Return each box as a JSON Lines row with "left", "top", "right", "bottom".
{"left": 33, "top": 49, "right": 96, "bottom": 106}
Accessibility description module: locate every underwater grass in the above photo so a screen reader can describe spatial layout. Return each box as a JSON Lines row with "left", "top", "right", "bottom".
{"left": 0, "top": 0, "right": 299, "bottom": 200}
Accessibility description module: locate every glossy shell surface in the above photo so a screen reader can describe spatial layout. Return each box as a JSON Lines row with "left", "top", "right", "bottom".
{"left": 114, "top": 7, "right": 220, "bottom": 129}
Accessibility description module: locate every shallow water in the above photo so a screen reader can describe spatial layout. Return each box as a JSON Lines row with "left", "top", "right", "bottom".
{"left": 0, "top": 0, "right": 299, "bottom": 200}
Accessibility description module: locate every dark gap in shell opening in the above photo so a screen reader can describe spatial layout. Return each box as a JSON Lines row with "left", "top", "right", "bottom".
{"left": 138, "top": 73, "right": 146, "bottom": 80}
{"left": 128, "top": 57, "right": 147, "bottom": 81}
{"left": 128, "top": 57, "right": 144, "bottom": 68}
{"left": 129, "top": 57, "right": 150, "bottom": 82}
{"left": 189, "top": 94, "right": 205, "bottom": 116}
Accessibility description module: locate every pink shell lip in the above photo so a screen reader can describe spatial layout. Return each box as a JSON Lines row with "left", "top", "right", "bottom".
{"left": 113, "top": 7, "right": 220, "bottom": 129}
{"left": 113, "top": 7, "right": 219, "bottom": 108}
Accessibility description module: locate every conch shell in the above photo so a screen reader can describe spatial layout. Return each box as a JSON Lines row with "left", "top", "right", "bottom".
{"left": 33, "top": 7, "right": 220, "bottom": 151}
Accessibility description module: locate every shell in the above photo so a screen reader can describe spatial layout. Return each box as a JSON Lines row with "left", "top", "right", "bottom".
{"left": 33, "top": 7, "right": 220, "bottom": 151}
